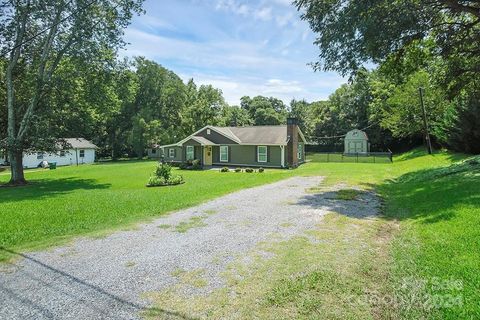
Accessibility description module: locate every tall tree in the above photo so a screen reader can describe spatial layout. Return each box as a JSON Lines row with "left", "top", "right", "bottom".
{"left": 131, "top": 57, "right": 187, "bottom": 156}
{"left": 0, "top": 0, "right": 143, "bottom": 185}
{"left": 295, "top": 0, "right": 480, "bottom": 78}
{"left": 240, "top": 96, "right": 288, "bottom": 125}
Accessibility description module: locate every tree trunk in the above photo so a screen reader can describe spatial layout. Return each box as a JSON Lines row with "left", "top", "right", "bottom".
{"left": 8, "top": 150, "right": 26, "bottom": 186}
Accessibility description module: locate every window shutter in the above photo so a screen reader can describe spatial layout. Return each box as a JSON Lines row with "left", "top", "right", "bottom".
{"left": 174, "top": 148, "right": 176, "bottom": 158}
{"left": 267, "top": 146, "right": 270, "bottom": 163}
{"left": 228, "top": 146, "right": 231, "bottom": 162}
{"left": 255, "top": 146, "right": 258, "bottom": 162}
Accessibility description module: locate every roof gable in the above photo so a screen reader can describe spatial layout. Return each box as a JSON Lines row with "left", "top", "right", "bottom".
{"left": 161, "top": 124, "right": 306, "bottom": 147}
{"left": 64, "top": 138, "right": 97, "bottom": 149}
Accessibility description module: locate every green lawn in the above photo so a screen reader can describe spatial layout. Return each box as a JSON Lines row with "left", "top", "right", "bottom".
{"left": 1, "top": 150, "right": 479, "bottom": 319}
{"left": 0, "top": 161, "right": 295, "bottom": 261}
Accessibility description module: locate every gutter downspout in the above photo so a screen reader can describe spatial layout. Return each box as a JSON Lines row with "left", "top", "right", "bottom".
{"left": 280, "top": 145, "right": 285, "bottom": 168}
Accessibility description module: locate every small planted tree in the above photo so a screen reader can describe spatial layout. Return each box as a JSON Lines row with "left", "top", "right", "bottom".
{"left": 147, "top": 163, "right": 184, "bottom": 187}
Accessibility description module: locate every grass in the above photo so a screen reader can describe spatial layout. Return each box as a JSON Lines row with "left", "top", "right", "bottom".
{"left": 0, "top": 161, "right": 295, "bottom": 261}
{"left": 1, "top": 148, "right": 479, "bottom": 319}
{"left": 149, "top": 149, "right": 478, "bottom": 319}
{"left": 336, "top": 189, "right": 360, "bottom": 200}
{"left": 380, "top": 155, "right": 480, "bottom": 319}
{"left": 170, "top": 268, "right": 208, "bottom": 289}
{"left": 175, "top": 216, "right": 208, "bottom": 233}
{"left": 145, "top": 212, "right": 394, "bottom": 319}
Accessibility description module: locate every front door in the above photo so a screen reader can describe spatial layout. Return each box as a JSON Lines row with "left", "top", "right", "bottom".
{"left": 204, "top": 146, "right": 212, "bottom": 165}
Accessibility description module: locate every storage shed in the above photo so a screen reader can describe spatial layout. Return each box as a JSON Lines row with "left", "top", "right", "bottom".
{"left": 344, "top": 129, "right": 370, "bottom": 154}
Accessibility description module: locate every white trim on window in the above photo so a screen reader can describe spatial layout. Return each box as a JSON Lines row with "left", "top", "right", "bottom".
{"left": 257, "top": 146, "right": 267, "bottom": 163}
{"left": 298, "top": 144, "right": 303, "bottom": 160}
{"left": 169, "top": 148, "right": 175, "bottom": 158}
{"left": 186, "top": 145, "right": 194, "bottom": 160}
{"left": 220, "top": 146, "right": 228, "bottom": 162}
{"left": 79, "top": 149, "right": 85, "bottom": 158}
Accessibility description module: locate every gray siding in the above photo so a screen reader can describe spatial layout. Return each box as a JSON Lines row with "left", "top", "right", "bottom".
{"left": 212, "top": 145, "right": 282, "bottom": 167}
{"left": 164, "top": 146, "right": 183, "bottom": 162}
{"left": 183, "top": 138, "right": 201, "bottom": 146}
{"left": 147, "top": 148, "right": 161, "bottom": 159}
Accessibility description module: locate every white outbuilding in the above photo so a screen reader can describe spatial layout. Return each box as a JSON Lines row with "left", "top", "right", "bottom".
{"left": 344, "top": 129, "right": 370, "bottom": 154}
{"left": 20, "top": 138, "right": 97, "bottom": 169}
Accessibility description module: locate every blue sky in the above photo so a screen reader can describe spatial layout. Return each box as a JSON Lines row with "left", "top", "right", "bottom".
{"left": 121, "top": 0, "right": 346, "bottom": 105}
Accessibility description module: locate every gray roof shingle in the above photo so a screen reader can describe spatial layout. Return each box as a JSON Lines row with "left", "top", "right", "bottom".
{"left": 213, "top": 125, "right": 288, "bottom": 145}
{"left": 64, "top": 138, "right": 98, "bottom": 149}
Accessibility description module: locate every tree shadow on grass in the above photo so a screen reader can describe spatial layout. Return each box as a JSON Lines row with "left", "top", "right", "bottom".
{"left": 0, "top": 177, "right": 112, "bottom": 202}
{"left": 296, "top": 156, "right": 479, "bottom": 224}
{"left": 0, "top": 247, "right": 195, "bottom": 320}
{"left": 371, "top": 157, "right": 480, "bottom": 223}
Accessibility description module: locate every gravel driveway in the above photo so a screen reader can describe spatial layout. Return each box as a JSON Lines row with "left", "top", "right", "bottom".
{"left": 0, "top": 176, "right": 378, "bottom": 319}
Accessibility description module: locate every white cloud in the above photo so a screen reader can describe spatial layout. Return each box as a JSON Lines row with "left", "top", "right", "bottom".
{"left": 122, "top": 0, "right": 348, "bottom": 106}
{"left": 268, "top": 0, "right": 294, "bottom": 6}
{"left": 137, "top": 15, "right": 175, "bottom": 31}
{"left": 275, "top": 12, "right": 294, "bottom": 26}
{"left": 254, "top": 7, "right": 273, "bottom": 21}
{"left": 216, "top": 0, "right": 250, "bottom": 16}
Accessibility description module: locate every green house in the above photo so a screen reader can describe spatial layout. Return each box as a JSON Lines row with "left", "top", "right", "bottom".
{"left": 148, "top": 118, "right": 306, "bottom": 169}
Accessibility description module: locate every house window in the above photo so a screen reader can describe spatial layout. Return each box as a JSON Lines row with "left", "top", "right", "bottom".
{"left": 298, "top": 144, "right": 303, "bottom": 160}
{"left": 60, "top": 150, "right": 66, "bottom": 157}
{"left": 186, "top": 146, "right": 194, "bottom": 160}
{"left": 207, "top": 129, "right": 211, "bottom": 135}
{"left": 220, "top": 146, "right": 228, "bottom": 162}
{"left": 79, "top": 149, "right": 85, "bottom": 158}
{"left": 257, "top": 146, "right": 268, "bottom": 163}
{"left": 151, "top": 149, "right": 156, "bottom": 154}
{"left": 169, "top": 148, "right": 175, "bottom": 158}
{"left": 37, "top": 152, "right": 44, "bottom": 160}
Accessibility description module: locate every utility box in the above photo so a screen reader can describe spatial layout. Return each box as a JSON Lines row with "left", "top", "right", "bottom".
{"left": 344, "top": 129, "right": 370, "bottom": 154}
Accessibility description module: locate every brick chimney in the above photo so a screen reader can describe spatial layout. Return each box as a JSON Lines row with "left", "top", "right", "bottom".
{"left": 286, "top": 117, "right": 299, "bottom": 168}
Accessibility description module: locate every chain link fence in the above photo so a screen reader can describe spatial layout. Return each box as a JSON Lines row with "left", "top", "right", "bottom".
{"left": 307, "top": 152, "right": 393, "bottom": 163}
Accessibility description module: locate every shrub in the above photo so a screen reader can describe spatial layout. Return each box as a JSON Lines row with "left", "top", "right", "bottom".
{"left": 191, "top": 159, "right": 202, "bottom": 170}
{"left": 179, "top": 162, "right": 188, "bottom": 170}
{"left": 155, "top": 163, "right": 172, "bottom": 181}
{"left": 258, "top": 167, "right": 264, "bottom": 173}
{"left": 147, "top": 163, "right": 184, "bottom": 187}
{"left": 169, "top": 161, "right": 181, "bottom": 167}
{"left": 234, "top": 168, "right": 242, "bottom": 173}
{"left": 221, "top": 167, "right": 229, "bottom": 172}
{"left": 168, "top": 174, "right": 184, "bottom": 185}
{"left": 245, "top": 167, "right": 254, "bottom": 173}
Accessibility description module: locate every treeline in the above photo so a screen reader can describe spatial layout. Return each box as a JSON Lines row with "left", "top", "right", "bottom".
{"left": 2, "top": 52, "right": 476, "bottom": 159}
{"left": 294, "top": 0, "right": 480, "bottom": 154}
{"left": 0, "top": 55, "right": 306, "bottom": 159}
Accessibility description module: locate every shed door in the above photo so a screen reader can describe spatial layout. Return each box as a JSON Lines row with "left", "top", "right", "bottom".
{"left": 355, "top": 142, "right": 363, "bottom": 153}
{"left": 349, "top": 141, "right": 363, "bottom": 153}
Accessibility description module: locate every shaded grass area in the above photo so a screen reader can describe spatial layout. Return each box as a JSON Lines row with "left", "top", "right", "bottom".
{"left": 380, "top": 156, "right": 480, "bottom": 319}
{"left": 336, "top": 189, "right": 360, "bottom": 200}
